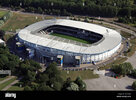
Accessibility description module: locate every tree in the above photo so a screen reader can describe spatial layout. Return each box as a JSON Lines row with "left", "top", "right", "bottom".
{"left": 123, "top": 62, "right": 133, "bottom": 75}
{"left": 52, "top": 82, "right": 62, "bottom": 91}
{"left": 29, "top": 59, "right": 41, "bottom": 71}
{"left": 132, "top": 81, "right": 136, "bottom": 90}
{"left": 24, "top": 86, "right": 33, "bottom": 91}
{"left": 0, "top": 54, "right": 9, "bottom": 69}
{"left": 25, "top": 70, "right": 36, "bottom": 82}
{"left": 45, "top": 62, "right": 61, "bottom": 79}
{"left": 111, "top": 62, "right": 133, "bottom": 76}
{"left": 29, "top": 82, "right": 39, "bottom": 91}
{"left": 37, "top": 7, "right": 43, "bottom": 14}
{"left": 62, "top": 77, "right": 72, "bottom": 91}
{"left": 20, "top": 63, "right": 31, "bottom": 75}
{"left": 38, "top": 74, "right": 49, "bottom": 83}
{"left": 0, "top": 30, "right": 5, "bottom": 39}
{"left": 74, "top": 76, "right": 86, "bottom": 91}
{"left": 131, "top": 69, "right": 136, "bottom": 78}
{"left": 66, "top": 82, "right": 79, "bottom": 91}
{"left": 38, "top": 83, "right": 54, "bottom": 91}
{"left": 118, "top": 7, "right": 131, "bottom": 17}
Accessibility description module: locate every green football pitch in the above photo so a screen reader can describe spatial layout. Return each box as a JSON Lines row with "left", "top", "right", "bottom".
{"left": 51, "top": 33, "right": 92, "bottom": 44}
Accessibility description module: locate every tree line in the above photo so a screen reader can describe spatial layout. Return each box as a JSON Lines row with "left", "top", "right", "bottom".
{"left": 0, "top": 44, "right": 86, "bottom": 91}
{"left": 0, "top": 0, "right": 136, "bottom": 17}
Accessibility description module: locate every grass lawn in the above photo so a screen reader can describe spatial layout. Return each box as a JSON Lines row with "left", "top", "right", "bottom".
{"left": 127, "top": 38, "right": 136, "bottom": 57}
{"left": 3, "top": 33, "right": 14, "bottom": 42}
{"left": 51, "top": 33, "right": 92, "bottom": 44}
{"left": 120, "top": 31, "right": 136, "bottom": 57}
{"left": 0, "top": 12, "right": 43, "bottom": 32}
{"left": 8, "top": 84, "right": 24, "bottom": 91}
{"left": 99, "top": 57, "right": 128, "bottom": 70}
{"left": 0, "top": 76, "right": 9, "bottom": 82}
{"left": 0, "top": 10, "right": 8, "bottom": 18}
{"left": 60, "top": 70, "right": 99, "bottom": 81}
{"left": 0, "top": 77, "right": 17, "bottom": 90}
{"left": 120, "top": 30, "right": 133, "bottom": 39}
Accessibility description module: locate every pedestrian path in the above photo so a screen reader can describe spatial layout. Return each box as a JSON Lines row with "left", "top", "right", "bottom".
{"left": 2, "top": 80, "right": 19, "bottom": 91}
{"left": 0, "top": 76, "right": 15, "bottom": 84}
{"left": 1, "top": 77, "right": 22, "bottom": 91}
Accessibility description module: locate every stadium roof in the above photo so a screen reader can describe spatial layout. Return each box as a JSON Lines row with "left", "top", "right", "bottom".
{"left": 18, "top": 19, "right": 122, "bottom": 55}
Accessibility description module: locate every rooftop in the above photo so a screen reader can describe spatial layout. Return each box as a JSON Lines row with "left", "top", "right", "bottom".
{"left": 18, "top": 19, "right": 122, "bottom": 55}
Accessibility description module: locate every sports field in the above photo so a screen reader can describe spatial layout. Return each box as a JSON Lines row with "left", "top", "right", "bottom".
{"left": 51, "top": 33, "right": 92, "bottom": 44}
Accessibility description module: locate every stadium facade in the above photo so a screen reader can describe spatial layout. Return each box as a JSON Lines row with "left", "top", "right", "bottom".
{"left": 17, "top": 19, "right": 122, "bottom": 67}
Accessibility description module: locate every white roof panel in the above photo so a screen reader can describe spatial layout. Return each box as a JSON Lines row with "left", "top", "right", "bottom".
{"left": 18, "top": 19, "right": 122, "bottom": 55}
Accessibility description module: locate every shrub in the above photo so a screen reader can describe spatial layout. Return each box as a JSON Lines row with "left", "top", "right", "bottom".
{"left": 66, "top": 82, "right": 79, "bottom": 91}
{"left": 131, "top": 69, "right": 136, "bottom": 78}
{"left": 74, "top": 77, "right": 86, "bottom": 91}
{"left": 111, "top": 62, "right": 133, "bottom": 76}
{"left": 132, "top": 81, "right": 136, "bottom": 90}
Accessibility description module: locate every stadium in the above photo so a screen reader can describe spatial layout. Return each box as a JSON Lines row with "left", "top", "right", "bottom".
{"left": 17, "top": 19, "right": 122, "bottom": 67}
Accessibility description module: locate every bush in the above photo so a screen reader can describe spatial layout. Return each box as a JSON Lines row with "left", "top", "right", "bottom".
{"left": 38, "top": 83, "right": 54, "bottom": 91}
{"left": 111, "top": 62, "right": 133, "bottom": 76}
{"left": 132, "top": 81, "right": 136, "bottom": 90}
{"left": 62, "top": 77, "right": 86, "bottom": 91}
{"left": 24, "top": 86, "right": 33, "bottom": 91}
{"left": 131, "top": 69, "right": 136, "bottom": 78}
{"left": 66, "top": 82, "right": 79, "bottom": 91}
{"left": 74, "top": 77, "right": 86, "bottom": 91}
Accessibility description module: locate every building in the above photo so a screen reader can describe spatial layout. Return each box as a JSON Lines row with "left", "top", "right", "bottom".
{"left": 17, "top": 19, "right": 122, "bottom": 67}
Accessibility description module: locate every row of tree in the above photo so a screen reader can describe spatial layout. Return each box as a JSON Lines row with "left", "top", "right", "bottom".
{"left": 23, "top": 62, "right": 86, "bottom": 91}
{"left": 0, "top": 44, "right": 41, "bottom": 75}
{"left": 0, "top": 44, "right": 86, "bottom": 91}
{"left": 117, "top": 16, "right": 136, "bottom": 25}
{"left": 0, "top": 0, "right": 136, "bottom": 17}
{"left": 111, "top": 62, "right": 136, "bottom": 90}
{"left": 0, "top": 30, "right": 5, "bottom": 39}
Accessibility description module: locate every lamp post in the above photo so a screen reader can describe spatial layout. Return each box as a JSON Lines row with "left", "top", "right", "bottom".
{"left": 83, "top": 2, "right": 85, "bottom": 7}
{"left": 114, "top": 3, "right": 117, "bottom": 17}
{"left": 51, "top": 2, "right": 54, "bottom": 15}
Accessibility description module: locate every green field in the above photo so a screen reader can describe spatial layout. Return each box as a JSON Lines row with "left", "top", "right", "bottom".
{"left": 8, "top": 84, "right": 24, "bottom": 91}
{"left": 60, "top": 70, "right": 99, "bottom": 81}
{"left": 0, "top": 12, "right": 43, "bottom": 32}
{"left": 51, "top": 33, "right": 92, "bottom": 44}
{"left": 0, "top": 76, "right": 9, "bottom": 82}
{"left": 99, "top": 57, "right": 128, "bottom": 70}
{"left": 0, "top": 12, "right": 56, "bottom": 32}
{"left": 0, "top": 10, "right": 8, "bottom": 18}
